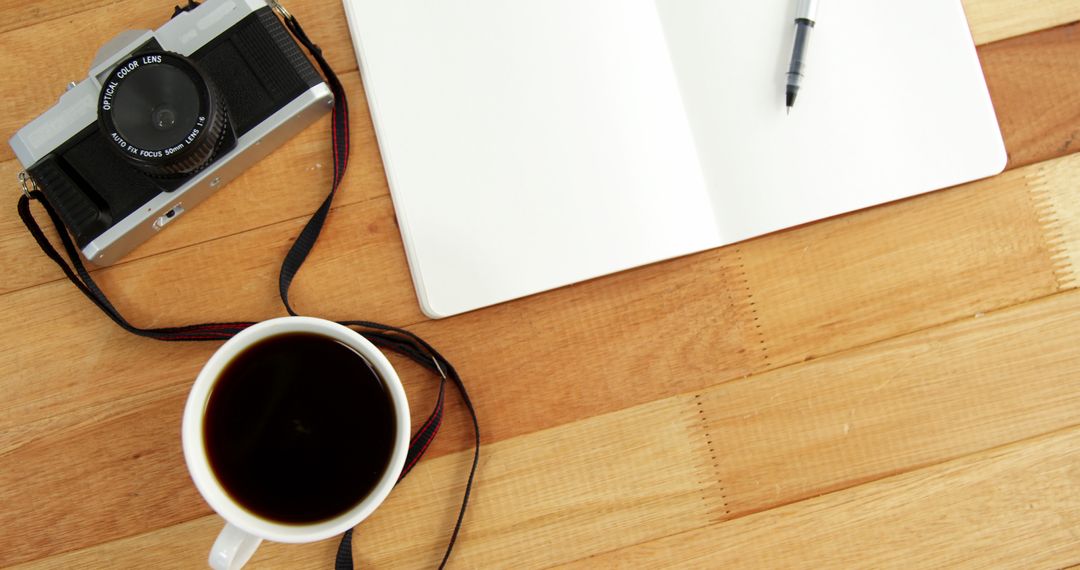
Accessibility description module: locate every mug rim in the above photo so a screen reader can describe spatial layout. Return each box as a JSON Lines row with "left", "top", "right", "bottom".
{"left": 181, "top": 316, "right": 410, "bottom": 544}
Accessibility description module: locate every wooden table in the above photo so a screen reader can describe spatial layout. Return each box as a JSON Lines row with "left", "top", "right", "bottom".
{"left": 2, "top": 1, "right": 1079, "bottom": 568}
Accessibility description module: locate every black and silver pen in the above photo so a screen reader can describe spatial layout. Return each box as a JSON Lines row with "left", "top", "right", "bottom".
{"left": 786, "top": 0, "right": 820, "bottom": 113}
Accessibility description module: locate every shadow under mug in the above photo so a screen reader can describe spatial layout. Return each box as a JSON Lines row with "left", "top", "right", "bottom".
{"left": 182, "top": 316, "right": 410, "bottom": 570}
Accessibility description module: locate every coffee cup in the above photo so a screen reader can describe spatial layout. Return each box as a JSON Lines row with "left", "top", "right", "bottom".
{"left": 182, "top": 316, "right": 410, "bottom": 570}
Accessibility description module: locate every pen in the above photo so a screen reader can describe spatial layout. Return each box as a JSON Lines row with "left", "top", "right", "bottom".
{"left": 786, "top": 0, "right": 819, "bottom": 113}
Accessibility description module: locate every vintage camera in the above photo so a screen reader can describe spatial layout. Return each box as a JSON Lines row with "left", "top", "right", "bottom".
{"left": 10, "top": 0, "right": 332, "bottom": 265}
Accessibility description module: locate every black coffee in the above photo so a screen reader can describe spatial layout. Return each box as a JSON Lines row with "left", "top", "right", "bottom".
{"left": 204, "top": 332, "right": 396, "bottom": 524}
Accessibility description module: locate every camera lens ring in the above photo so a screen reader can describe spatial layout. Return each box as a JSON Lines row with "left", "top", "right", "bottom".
{"left": 98, "top": 51, "right": 227, "bottom": 177}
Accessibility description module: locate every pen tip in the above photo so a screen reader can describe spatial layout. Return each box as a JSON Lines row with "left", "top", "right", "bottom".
{"left": 786, "top": 106, "right": 791, "bottom": 115}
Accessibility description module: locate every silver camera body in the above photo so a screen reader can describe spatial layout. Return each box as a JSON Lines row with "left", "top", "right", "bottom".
{"left": 10, "top": 0, "right": 332, "bottom": 265}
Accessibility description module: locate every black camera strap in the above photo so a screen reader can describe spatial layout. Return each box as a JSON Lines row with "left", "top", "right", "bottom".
{"left": 16, "top": 4, "right": 477, "bottom": 569}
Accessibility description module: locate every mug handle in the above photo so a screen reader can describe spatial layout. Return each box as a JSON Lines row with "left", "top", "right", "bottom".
{"left": 209, "top": 523, "right": 263, "bottom": 570}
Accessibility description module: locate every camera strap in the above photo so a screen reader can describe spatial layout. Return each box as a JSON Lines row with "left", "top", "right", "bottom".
{"left": 16, "top": 4, "right": 478, "bottom": 569}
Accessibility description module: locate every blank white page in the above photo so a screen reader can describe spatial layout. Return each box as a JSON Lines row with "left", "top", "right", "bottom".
{"left": 344, "top": 0, "right": 719, "bottom": 318}
{"left": 654, "top": 0, "right": 1007, "bottom": 242}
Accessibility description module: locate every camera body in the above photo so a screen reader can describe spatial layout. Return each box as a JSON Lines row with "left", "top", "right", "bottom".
{"left": 9, "top": 0, "right": 332, "bottom": 265}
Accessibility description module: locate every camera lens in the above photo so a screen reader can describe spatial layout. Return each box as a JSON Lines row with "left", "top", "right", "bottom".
{"left": 98, "top": 51, "right": 227, "bottom": 177}
{"left": 111, "top": 65, "right": 199, "bottom": 148}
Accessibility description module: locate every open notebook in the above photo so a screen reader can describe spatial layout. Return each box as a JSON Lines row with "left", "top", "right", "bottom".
{"left": 342, "top": 0, "right": 1006, "bottom": 318}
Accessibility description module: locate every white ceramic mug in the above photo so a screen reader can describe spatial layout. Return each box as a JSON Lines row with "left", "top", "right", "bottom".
{"left": 182, "top": 316, "right": 410, "bottom": 570}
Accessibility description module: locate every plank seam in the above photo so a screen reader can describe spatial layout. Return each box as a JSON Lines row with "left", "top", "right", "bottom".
{"left": 1027, "top": 166, "right": 1078, "bottom": 290}
{"left": 554, "top": 419, "right": 1080, "bottom": 569}
{"left": 692, "top": 393, "right": 730, "bottom": 523}
{"left": 734, "top": 248, "right": 770, "bottom": 368}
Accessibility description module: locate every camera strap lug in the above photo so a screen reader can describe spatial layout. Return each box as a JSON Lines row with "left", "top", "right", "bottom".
{"left": 18, "top": 171, "right": 38, "bottom": 200}
{"left": 268, "top": 0, "right": 293, "bottom": 22}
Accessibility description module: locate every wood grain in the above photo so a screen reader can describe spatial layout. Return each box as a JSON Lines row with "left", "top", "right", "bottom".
{"left": 557, "top": 425, "right": 1080, "bottom": 569}
{"left": 10, "top": 515, "right": 339, "bottom": 570}
{"left": 982, "top": 21, "right": 1080, "bottom": 170}
{"left": 963, "top": 0, "right": 1080, "bottom": 45}
{"left": 13, "top": 395, "right": 712, "bottom": 569}
{"left": 696, "top": 288, "right": 1080, "bottom": 520}
{"left": 17, "top": 288, "right": 1080, "bottom": 568}
{"left": 737, "top": 161, "right": 1063, "bottom": 368}
{"left": 0, "top": 0, "right": 127, "bottom": 34}
{"left": 361, "top": 288, "right": 1080, "bottom": 568}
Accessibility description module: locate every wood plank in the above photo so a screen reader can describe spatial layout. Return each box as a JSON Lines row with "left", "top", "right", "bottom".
{"left": 695, "top": 288, "right": 1080, "bottom": 520}
{"left": 1, "top": 191, "right": 422, "bottom": 331}
{"left": 0, "top": 197, "right": 751, "bottom": 429}
{"left": 738, "top": 156, "right": 1069, "bottom": 368}
{"left": 10, "top": 516, "right": 337, "bottom": 570}
{"left": 351, "top": 397, "right": 718, "bottom": 569}
{"left": 982, "top": 22, "right": 1080, "bottom": 170}
{"left": 0, "top": 0, "right": 126, "bottom": 35}
{"left": 1031, "top": 128, "right": 1080, "bottom": 290}
{"left": 963, "top": 0, "right": 1080, "bottom": 45}
{"left": 556, "top": 425, "right": 1080, "bottom": 569}
{"left": 0, "top": 385, "right": 204, "bottom": 567}
{"left": 3, "top": 150, "right": 1076, "bottom": 564}
{"left": 18, "top": 289, "right": 1080, "bottom": 568}
{"left": 289, "top": 286, "right": 1080, "bottom": 567}
{"left": 11, "top": 395, "right": 714, "bottom": 569}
